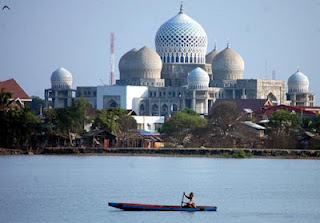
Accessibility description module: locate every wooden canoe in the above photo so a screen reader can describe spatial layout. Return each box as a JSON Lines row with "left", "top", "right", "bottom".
{"left": 108, "top": 202, "right": 217, "bottom": 211}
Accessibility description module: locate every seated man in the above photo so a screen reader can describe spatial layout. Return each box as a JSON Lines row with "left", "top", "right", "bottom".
{"left": 183, "top": 192, "right": 196, "bottom": 208}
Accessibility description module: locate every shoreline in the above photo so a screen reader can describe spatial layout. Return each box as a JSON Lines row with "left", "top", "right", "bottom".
{"left": 1, "top": 147, "right": 320, "bottom": 159}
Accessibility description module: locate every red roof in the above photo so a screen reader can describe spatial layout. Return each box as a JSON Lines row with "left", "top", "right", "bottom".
{"left": 254, "top": 104, "right": 318, "bottom": 116}
{"left": 0, "top": 79, "right": 31, "bottom": 101}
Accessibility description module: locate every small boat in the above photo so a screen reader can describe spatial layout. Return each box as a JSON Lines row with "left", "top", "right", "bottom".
{"left": 108, "top": 202, "right": 217, "bottom": 211}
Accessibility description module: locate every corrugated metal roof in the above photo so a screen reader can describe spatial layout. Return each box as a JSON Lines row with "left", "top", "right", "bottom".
{"left": 243, "top": 121, "right": 266, "bottom": 130}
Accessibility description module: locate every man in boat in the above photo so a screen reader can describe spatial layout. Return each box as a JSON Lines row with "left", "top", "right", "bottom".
{"left": 182, "top": 192, "right": 196, "bottom": 208}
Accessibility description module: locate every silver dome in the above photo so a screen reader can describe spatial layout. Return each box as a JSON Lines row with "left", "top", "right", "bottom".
{"left": 51, "top": 67, "right": 72, "bottom": 89}
{"left": 129, "top": 46, "right": 162, "bottom": 79}
{"left": 187, "top": 67, "right": 210, "bottom": 89}
{"left": 119, "top": 48, "right": 138, "bottom": 80}
{"left": 205, "top": 45, "right": 219, "bottom": 64}
{"left": 288, "top": 69, "right": 309, "bottom": 93}
{"left": 211, "top": 44, "right": 244, "bottom": 81}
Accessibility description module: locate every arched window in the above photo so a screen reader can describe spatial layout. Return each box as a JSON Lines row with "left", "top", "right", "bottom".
{"left": 151, "top": 104, "right": 159, "bottom": 116}
{"left": 172, "top": 104, "right": 178, "bottom": 112}
{"left": 176, "top": 56, "right": 179, "bottom": 63}
{"left": 106, "top": 100, "right": 118, "bottom": 109}
{"left": 161, "top": 104, "right": 169, "bottom": 117}
{"left": 180, "top": 56, "right": 184, "bottom": 63}
{"left": 139, "top": 104, "right": 145, "bottom": 115}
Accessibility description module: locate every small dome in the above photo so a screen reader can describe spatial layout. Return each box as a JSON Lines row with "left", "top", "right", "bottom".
{"left": 130, "top": 46, "right": 162, "bottom": 79}
{"left": 206, "top": 46, "right": 219, "bottom": 64}
{"left": 51, "top": 67, "right": 72, "bottom": 89}
{"left": 187, "top": 67, "right": 210, "bottom": 89}
{"left": 288, "top": 69, "right": 309, "bottom": 93}
{"left": 119, "top": 48, "right": 138, "bottom": 80}
{"left": 155, "top": 5, "right": 208, "bottom": 64}
{"left": 212, "top": 44, "right": 244, "bottom": 81}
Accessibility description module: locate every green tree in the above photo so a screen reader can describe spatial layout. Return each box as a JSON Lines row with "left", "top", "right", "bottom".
{"left": 266, "top": 109, "right": 300, "bottom": 148}
{"left": 27, "top": 96, "right": 45, "bottom": 115}
{"left": 209, "top": 102, "right": 242, "bottom": 135}
{"left": 0, "top": 88, "right": 12, "bottom": 111}
{"left": 313, "top": 115, "right": 320, "bottom": 133}
{"left": 42, "top": 97, "right": 90, "bottom": 146}
{"left": 92, "top": 107, "right": 137, "bottom": 135}
{"left": 159, "top": 108, "right": 207, "bottom": 144}
{"left": 0, "top": 89, "right": 39, "bottom": 148}
{"left": 301, "top": 117, "right": 313, "bottom": 132}
{"left": 267, "top": 109, "right": 300, "bottom": 134}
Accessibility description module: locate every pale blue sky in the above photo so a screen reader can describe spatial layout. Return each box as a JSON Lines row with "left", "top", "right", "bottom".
{"left": 0, "top": 0, "right": 320, "bottom": 103}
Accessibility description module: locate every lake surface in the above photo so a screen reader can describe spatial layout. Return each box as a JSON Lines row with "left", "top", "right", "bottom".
{"left": 0, "top": 155, "right": 320, "bottom": 223}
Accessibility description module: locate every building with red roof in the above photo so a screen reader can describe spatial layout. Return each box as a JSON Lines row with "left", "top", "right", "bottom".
{"left": 0, "top": 78, "right": 31, "bottom": 103}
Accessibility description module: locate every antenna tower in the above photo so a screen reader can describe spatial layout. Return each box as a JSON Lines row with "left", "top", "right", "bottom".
{"left": 110, "top": 33, "right": 115, "bottom": 85}
{"left": 272, "top": 70, "right": 276, "bottom": 80}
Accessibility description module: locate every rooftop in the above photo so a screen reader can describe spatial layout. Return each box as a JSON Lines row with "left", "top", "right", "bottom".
{"left": 0, "top": 78, "right": 31, "bottom": 101}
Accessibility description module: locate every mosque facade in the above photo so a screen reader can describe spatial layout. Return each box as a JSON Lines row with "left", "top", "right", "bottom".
{"left": 45, "top": 5, "right": 315, "bottom": 114}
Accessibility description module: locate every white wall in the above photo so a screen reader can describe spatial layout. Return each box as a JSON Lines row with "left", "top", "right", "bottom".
{"left": 97, "top": 85, "right": 148, "bottom": 112}
{"left": 133, "top": 116, "right": 165, "bottom": 133}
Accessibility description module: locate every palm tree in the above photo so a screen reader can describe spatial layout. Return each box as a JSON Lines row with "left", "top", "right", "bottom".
{"left": 0, "top": 88, "right": 12, "bottom": 111}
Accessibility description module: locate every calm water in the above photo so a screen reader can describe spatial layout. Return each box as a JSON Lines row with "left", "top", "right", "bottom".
{"left": 0, "top": 155, "right": 320, "bottom": 223}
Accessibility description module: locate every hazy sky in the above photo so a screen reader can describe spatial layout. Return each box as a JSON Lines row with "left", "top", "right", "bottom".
{"left": 1, "top": 0, "right": 320, "bottom": 103}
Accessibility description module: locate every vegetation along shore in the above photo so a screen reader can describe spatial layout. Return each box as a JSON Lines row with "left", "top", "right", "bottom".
{"left": 2, "top": 88, "right": 320, "bottom": 159}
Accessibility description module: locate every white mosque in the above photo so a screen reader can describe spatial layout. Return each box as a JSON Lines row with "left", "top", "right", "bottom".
{"left": 45, "top": 4, "right": 315, "bottom": 117}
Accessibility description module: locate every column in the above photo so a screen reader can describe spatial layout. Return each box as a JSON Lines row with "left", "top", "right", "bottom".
{"left": 192, "top": 91, "right": 196, "bottom": 111}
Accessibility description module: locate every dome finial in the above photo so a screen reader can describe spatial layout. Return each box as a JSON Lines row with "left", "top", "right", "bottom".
{"left": 297, "top": 65, "right": 300, "bottom": 72}
{"left": 226, "top": 39, "right": 230, "bottom": 48}
{"left": 214, "top": 40, "right": 217, "bottom": 50}
{"left": 180, "top": 0, "right": 184, "bottom": 14}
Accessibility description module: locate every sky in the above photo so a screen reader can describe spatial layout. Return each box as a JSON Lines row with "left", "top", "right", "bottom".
{"left": 0, "top": 0, "right": 320, "bottom": 103}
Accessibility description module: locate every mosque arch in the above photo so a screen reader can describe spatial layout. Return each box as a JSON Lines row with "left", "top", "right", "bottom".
{"left": 172, "top": 104, "right": 178, "bottom": 113}
{"left": 106, "top": 100, "right": 118, "bottom": 108}
{"left": 161, "top": 104, "right": 169, "bottom": 116}
{"left": 139, "top": 104, "right": 146, "bottom": 115}
{"left": 151, "top": 104, "right": 159, "bottom": 116}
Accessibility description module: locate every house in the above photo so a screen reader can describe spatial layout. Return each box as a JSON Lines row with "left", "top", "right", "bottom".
{"left": 82, "top": 129, "right": 116, "bottom": 148}
{"left": 0, "top": 78, "right": 32, "bottom": 106}
{"left": 242, "top": 121, "right": 266, "bottom": 138}
{"left": 254, "top": 104, "right": 320, "bottom": 120}
{"left": 209, "top": 99, "right": 273, "bottom": 117}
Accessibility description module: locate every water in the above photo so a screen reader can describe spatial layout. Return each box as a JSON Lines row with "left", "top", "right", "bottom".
{"left": 0, "top": 155, "right": 319, "bottom": 223}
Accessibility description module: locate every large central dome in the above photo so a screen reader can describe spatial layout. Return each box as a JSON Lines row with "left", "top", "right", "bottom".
{"left": 155, "top": 5, "right": 208, "bottom": 64}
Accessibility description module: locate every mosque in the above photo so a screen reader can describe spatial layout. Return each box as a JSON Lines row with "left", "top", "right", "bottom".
{"left": 44, "top": 4, "right": 315, "bottom": 118}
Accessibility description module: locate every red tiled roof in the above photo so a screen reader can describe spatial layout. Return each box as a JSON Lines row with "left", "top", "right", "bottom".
{"left": 254, "top": 104, "right": 317, "bottom": 116}
{"left": 209, "top": 99, "right": 272, "bottom": 115}
{"left": 0, "top": 79, "right": 31, "bottom": 100}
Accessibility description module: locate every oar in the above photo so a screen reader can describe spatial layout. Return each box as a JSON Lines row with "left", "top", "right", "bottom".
{"left": 180, "top": 192, "right": 184, "bottom": 207}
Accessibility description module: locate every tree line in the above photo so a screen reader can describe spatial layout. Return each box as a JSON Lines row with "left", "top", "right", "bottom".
{"left": 2, "top": 88, "right": 320, "bottom": 150}
{"left": 0, "top": 89, "right": 137, "bottom": 149}
{"left": 160, "top": 102, "right": 320, "bottom": 149}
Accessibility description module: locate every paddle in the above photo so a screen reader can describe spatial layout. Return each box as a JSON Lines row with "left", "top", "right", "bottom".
{"left": 181, "top": 192, "right": 184, "bottom": 207}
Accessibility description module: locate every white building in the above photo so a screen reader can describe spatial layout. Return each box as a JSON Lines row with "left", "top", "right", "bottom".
{"left": 133, "top": 116, "right": 165, "bottom": 134}
{"left": 97, "top": 85, "right": 149, "bottom": 110}
{"left": 44, "top": 67, "right": 76, "bottom": 109}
